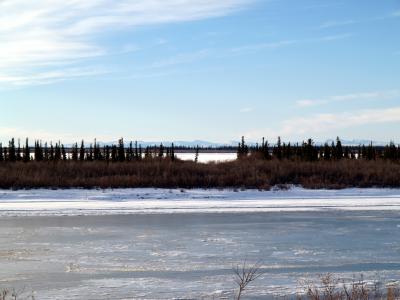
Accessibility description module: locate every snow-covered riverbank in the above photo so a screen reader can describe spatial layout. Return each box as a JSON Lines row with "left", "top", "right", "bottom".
{"left": 1, "top": 187, "right": 400, "bottom": 216}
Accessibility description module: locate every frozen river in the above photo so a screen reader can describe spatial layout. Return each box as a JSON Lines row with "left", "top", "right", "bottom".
{"left": 0, "top": 188, "right": 400, "bottom": 299}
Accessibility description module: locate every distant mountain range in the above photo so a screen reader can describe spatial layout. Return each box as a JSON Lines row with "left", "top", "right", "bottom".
{"left": 74, "top": 139, "right": 392, "bottom": 148}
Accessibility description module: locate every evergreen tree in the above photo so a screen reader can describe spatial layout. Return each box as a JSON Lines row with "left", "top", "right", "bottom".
{"left": 79, "top": 140, "right": 85, "bottom": 161}
{"left": 16, "top": 139, "right": 22, "bottom": 161}
{"left": 61, "top": 144, "right": 67, "bottom": 161}
{"left": 194, "top": 145, "right": 199, "bottom": 163}
{"left": 54, "top": 142, "right": 61, "bottom": 161}
{"left": 3, "top": 147, "right": 8, "bottom": 161}
{"left": 117, "top": 138, "right": 125, "bottom": 162}
{"left": 8, "top": 138, "right": 16, "bottom": 162}
{"left": 49, "top": 143, "right": 55, "bottom": 160}
{"left": 128, "top": 141, "right": 133, "bottom": 161}
{"left": 93, "top": 139, "right": 101, "bottom": 161}
{"left": 237, "top": 136, "right": 248, "bottom": 159}
{"left": 135, "top": 141, "right": 139, "bottom": 160}
{"left": 111, "top": 145, "right": 117, "bottom": 162}
{"left": 145, "top": 146, "right": 150, "bottom": 159}
{"left": 323, "top": 143, "right": 331, "bottom": 160}
{"left": 158, "top": 143, "right": 164, "bottom": 158}
{"left": 344, "top": 146, "right": 349, "bottom": 159}
{"left": 0, "top": 143, "right": 3, "bottom": 161}
{"left": 171, "top": 143, "right": 175, "bottom": 161}
{"left": 34, "top": 141, "right": 44, "bottom": 161}
{"left": 105, "top": 146, "right": 110, "bottom": 162}
{"left": 72, "top": 143, "right": 78, "bottom": 161}
{"left": 335, "top": 137, "right": 343, "bottom": 160}
{"left": 23, "top": 138, "right": 30, "bottom": 162}
{"left": 274, "top": 137, "right": 282, "bottom": 160}
{"left": 87, "top": 144, "right": 93, "bottom": 161}
{"left": 262, "top": 139, "right": 270, "bottom": 160}
{"left": 44, "top": 142, "right": 49, "bottom": 161}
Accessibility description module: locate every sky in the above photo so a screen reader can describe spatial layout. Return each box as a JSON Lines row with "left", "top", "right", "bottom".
{"left": 0, "top": 0, "right": 399, "bottom": 144}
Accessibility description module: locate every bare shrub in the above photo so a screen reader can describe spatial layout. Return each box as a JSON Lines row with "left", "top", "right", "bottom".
{"left": 298, "top": 274, "right": 400, "bottom": 300}
{"left": 233, "top": 261, "right": 263, "bottom": 300}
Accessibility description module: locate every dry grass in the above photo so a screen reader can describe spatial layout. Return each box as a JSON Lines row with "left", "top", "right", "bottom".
{"left": 298, "top": 274, "right": 400, "bottom": 300}
{"left": 0, "top": 157, "right": 399, "bottom": 189}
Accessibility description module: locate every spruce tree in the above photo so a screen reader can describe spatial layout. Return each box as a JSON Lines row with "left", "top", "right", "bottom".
{"left": 135, "top": 141, "right": 139, "bottom": 160}
{"left": 8, "top": 138, "right": 16, "bottom": 162}
{"left": 23, "top": 138, "right": 30, "bottom": 162}
{"left": 44, "top": 142, "right": 49, "bottom": 161}
{"left": 49, "top": 143, "right": 55, "bottom": 160}
{"left": 158, "top": 143, "right": 164, "bottom": 158}
{"left": 72, "top": 143, "right": 78, "bottom": 161}
{"left": 61, "top": 144, "right": 67, "bottom": 161}
{"left": 276, "top": 137, "right": 282, "bottom": 160}
{"left": 145, "top": 146, "right": 150, "bottom": 159}
{"left": 323, "top": 143, "right": 331, "bottom": 160}
{"left": 0, "top": 143, "right": 3, "bottom": 161}
{"left": 88, "top": 144, "right": 93, "bottom": 161}
{"left": 194, "top": 145, "right": 199, "bottom": 163}
{"left": 105, "top": 146, "right": 110, "bottom": 162}
{"left": 117, "top": 138, "right": 125, "bottom": 162}
{"left": 111, "top": 145, "right": 117, "bottom": 162}
{"left": 171, "top": 143, "right": 175, "bottom": 161}
{"left": 128, "top": 141, "right": 133, "bottom": 161}
{"left": 3, "top": 147, "right": 8, "bottom": 161}
{"left": 79, "top": 140, "right": 85, "bottom": 161}
{"left": 54, "top": 142, "right": 61, "bottom": 161}
{"left": 335, "top": 137, "right": 343, "bottom": 160}
{"left": 16, "top": 139, "right": 22, "bottom": 161}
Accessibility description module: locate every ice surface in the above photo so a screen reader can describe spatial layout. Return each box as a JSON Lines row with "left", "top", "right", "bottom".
{"left": 1, "top": 188, "right": 400, "bottom": 299}
{"left": 0, "top": 187, "right": 400, "bottom": 216}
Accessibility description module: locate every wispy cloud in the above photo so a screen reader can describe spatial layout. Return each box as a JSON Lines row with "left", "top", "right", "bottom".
{"left": 244, "top": 106, "right": 400, "bottom": 140}
{"left": 319, "top": 20, "right": 356, "bottom": 29}
{"left": 0, "top": 0, "right": 253, "bottom": 87}
{"left": 151, "top": 49, "right": 211, "bottom": 68}
{"left": 0, "top": 67, "right": 109, "bottom": 87}
{"left": 230, "top": 33, "right": 353, "bottom": 55}
{"left": 231, "top": 40, "right": 297, "bottom": 53}
{"left": 240, "top": 107, "right": 253, "bottom": 113}
{"left": 319, "top": 33, "right": 353, "bottom": 41}
{"left": 279, "top": 107, "right": 400, "bottom": 137}
{"left": 393, "top": 10, "right": 400, "bottom": 17}
{"left": 296, "top": 90, "right": 400, "bottom": 107}
{"left": 0, "top": 126, "right": 117, "bottom": 144}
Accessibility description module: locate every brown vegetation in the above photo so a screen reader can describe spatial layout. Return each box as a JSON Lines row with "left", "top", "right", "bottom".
{"left": 299, "top": 273, "right": 400, "bottom": 300}
{"left": 0, "top": 156, "right": 399, "bottom": 189}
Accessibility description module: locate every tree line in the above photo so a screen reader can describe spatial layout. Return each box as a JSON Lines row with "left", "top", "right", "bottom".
{"left": 239, "top": 136, "right": 400, "bottom": 161}
{"left": 0, "top": 138, "right": 175, "bottom": 162}
{"left": 0, "top": 136, "right": 399, "bottom": 163}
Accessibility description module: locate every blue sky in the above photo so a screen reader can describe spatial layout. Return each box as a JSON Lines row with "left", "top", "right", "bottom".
{"left": 0, "top": 0, "right": 399, "bottom": 144}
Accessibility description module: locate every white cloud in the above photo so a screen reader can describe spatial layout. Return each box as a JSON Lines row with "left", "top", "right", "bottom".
{"left": 0, "top": 67, "right": 109, "bottom": 87}
{"left": 0, "top": 0, "right": 253, "bottom": 87}
{"left": 280, "top": 107, "right": 400, "bottom": 137}
{"left": 0, "top": 126, "right": 116, "bottom": 144}
{"left": 244, "top": 106, "right": 400, "bottom": 141}
{"left": 296, "top": 90, "right": 400, "bottom": 107}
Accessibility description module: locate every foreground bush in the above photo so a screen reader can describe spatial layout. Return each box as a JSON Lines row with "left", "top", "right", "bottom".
{"left": 0, "top": 157, "right": 399, "bottom": 189}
